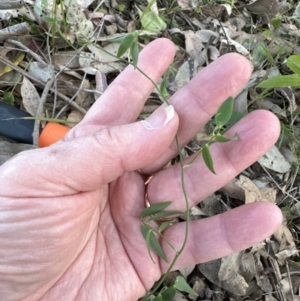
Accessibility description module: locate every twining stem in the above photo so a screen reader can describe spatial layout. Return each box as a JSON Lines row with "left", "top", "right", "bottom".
{"left": 141, "top": 134, "right": 190, "bottom": 300}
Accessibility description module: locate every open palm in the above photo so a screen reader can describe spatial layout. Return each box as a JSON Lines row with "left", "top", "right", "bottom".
{"left": 0, "top": 39, "right": 282, "bottom": 301}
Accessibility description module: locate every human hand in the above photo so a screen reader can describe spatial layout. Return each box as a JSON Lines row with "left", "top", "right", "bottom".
{"left": 0, "top": 38, "right": 282, "bottom": 301}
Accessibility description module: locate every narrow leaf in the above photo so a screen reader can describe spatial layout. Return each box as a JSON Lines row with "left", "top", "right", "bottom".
{"left": 202, "top": 145, "right": 216, "bottom": 174}
{"left": 141, "top": 224, "right": 155, "bottom": 263}
{"left": 117, "top": 32, "right": 136, "bottom": 58}
{"left": 159, "top": 79, "right": 169, "bottom": 99}
{"left": 222, "top": 111, "right": 244, "bottom": 131}
{"left": 215, "top": 133, "right": 232, "bottom": 143}
{"left": 130, "top": 41, "right": 139, "bottom": 68}
{"left": 140, "top": 201, "right": 172, "bottom": 218}
{"left": 149, "top": 230, "right": 168, "bottom": 263}
{"left": 174, "top": 276, "right": 198, "bottom": 296}
{"left": 147, "top": 210, "right": 183, "bottom": 222}
{"left": 162, "top": 286, "right": 176, "bottom": 301}
{"left": 271, "top": 17, "right": 281, "bottom": 29}
{"left": 141, "top": 224, "right": 149, "bottom": 239}
{"left": 158, "top": 220, "right": 173, "bottom": 233}
{"left": 287, "top": 55, "right": 300, "bottom": 76}
{"left": 257, "top": 75, "right": 300, "bottom": 88}
{"left": 215, "top": 96, "right": 234, "bottom": 128}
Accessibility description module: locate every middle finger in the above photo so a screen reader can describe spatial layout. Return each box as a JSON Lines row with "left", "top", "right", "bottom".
{"left": 141, "top": 53, "right": 253, "bottom": 174}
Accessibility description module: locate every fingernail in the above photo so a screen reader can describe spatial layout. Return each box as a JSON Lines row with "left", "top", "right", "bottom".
{"left": 142, "top": 105, "right": 174, "bottom": 130}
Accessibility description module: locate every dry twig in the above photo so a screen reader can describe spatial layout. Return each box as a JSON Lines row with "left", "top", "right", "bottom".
{"left": 32, "top": 77, "right": 55, "bottom": 145}
{"left": 0, "top": 0, "right": 25, "bottom": 9}
{"left": 7, "top": 39, "right": 46, "bottom": 64}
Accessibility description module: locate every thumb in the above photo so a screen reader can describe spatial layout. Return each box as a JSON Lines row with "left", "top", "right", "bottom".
{"left": 0, "top": 105, "right": 178, "bottom": 198}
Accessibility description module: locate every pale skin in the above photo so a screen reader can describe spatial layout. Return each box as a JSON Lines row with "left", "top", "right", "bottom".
{"left": 0, "top": 38, "right": 282, "bottom": 301}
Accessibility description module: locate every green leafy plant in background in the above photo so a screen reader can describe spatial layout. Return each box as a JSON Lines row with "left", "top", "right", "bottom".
{"left": 258, "top": 55, "right": 300, "bottom": 89}
{"left": 137, "top": 5, "right": 167, "bottom": 35}
{"left": 33, "top": 0, "right": 96, "bottom": 46}
{"left": 257, "top": 55, "right": 300, "bottom": 156}
{"left": 32, "top": 0, "right": 167, "bottom": 69}
{"left": 187, "top": 97, "right": 237, "bottom": 172}
{"left": 33, "top": 0, "right": 67, "bottom": 47}
{"left": 113, "top": 0, "right": 167, "bottom": 67}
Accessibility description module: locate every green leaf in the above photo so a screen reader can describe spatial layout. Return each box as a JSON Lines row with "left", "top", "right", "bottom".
{"left": 158, "top": 220, "right": 173, "bottom": 233}
{"left": 130, "top": 41, "right": 139, "bottom": 68}
{"left": 43, "top": 16, "right": 57, "bottom": 24}
{"left": 215, "top": 96, "right": 234, "bottom": 128}
{"left": 30, "top": 24, "right": 40, "bottom": 34}
{"left": 223, "top": 111, "right": 244, "bottom": 131}
{"left": 4, "top": 92, "right": 14, "bottom": 106}
{"left": 141, "top": 224, "right": 168, "bottom": 263}
{"left": 215, "top": 133, "right": 231, "bottom": 143}
{"left": 140, "top": 201, "right": 172, "bottom": 218}
{"left": 138, "top": 7, "right": 167, "bottom": 34}
{"left": 117, "top": 32, "right": 137, "bottom": 58}
{"left": 202, "top": 144, "right": 216, "bottom": 174}
{"left": 287, "top": 55, "right": 300, "bottom": 76}
{"left": 143, "top": 12, "right": 167, "bottom": 33}
{"left": 159, "top": 79, "right": 168, "bottom": 99}
{"left": 147, "top": 210, "right": 183, "bottom": 222}
{"left": 162, "top": 286, "right": 176, "bottom": 301}
{"left": 141, "top": 224, "right": 155, "bottom": 263}
{"left": 118, "top": 4, "right": 126, "bottom": 11}
{"left": 271, "top": 17, "right": 281, "bottom": 29}
{"left": 174, "top": 276, "right": 198, "bottom": 296}
{"left": 141, "top": 224, "right": 149, "bottom": 239}
{"left": 148, "top": 230, "right": 168, "bottom": 263}
{"left": 257, "top": 75, "right": 300, "bottom": 88}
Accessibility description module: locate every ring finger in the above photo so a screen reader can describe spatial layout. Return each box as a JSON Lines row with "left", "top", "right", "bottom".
{"left": 147, "top": 110, "right": 280, "bottom": 211}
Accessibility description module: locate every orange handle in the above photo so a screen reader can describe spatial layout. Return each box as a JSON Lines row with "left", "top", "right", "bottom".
{"left": 38, "top": 122, "right": 70, "bottom": 147}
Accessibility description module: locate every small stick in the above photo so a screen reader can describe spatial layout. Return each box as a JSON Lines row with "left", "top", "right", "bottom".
{"left": 0, "top": 1, "right": 25, "bottom": 9}
{"left": 286, "top": 261, "right": 294, "bottom": 301}
{"left": 32, "top": 77, "right": 55, "bottom": 145}
{"left": 7, "top": 39, "right": 45, "bottom": 64}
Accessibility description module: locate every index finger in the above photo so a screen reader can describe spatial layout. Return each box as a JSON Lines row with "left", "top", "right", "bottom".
{"left": 74, "top": 38, "right": 176, "bottom": 130}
